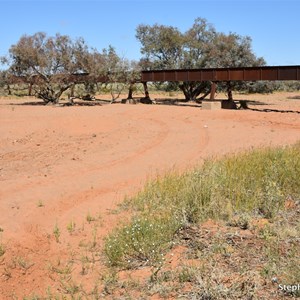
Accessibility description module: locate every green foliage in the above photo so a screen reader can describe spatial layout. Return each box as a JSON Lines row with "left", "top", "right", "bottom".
{"left": 0, "top": 70, "right": 12, "bottom": 96}
{"left": 4, "top": 33, "right": 140, "bottom": 103}
{"left": 0, "top": 229, "right": 5, "bottom": 257}
{"left": 136, "top": 17, "right": 266, "bottom": 100}
{"left": 7, "top": 33, "right": 92, "bottom": 103}
{"left": 246, "top": 80, "right": 300, "bottom": 94}
{"left": 0, "top": 243, "right": 5, "bottom": 257}
{"left": 105, "top": 215, "right": 179, "bottom": 268}
{"left": 67, "top": 220, "right": 76, "bottom": 234}
{"left": 86, "top": 211, "right": 96, "bottom": 223}
{"left": 53, "top": 223, "right": 61, "bottom": 243}
{"left": 136, "top": 24, "right": 184, "bottom": 70}
{"left": 105, "top": 143, "right": 300, "bottom": 268}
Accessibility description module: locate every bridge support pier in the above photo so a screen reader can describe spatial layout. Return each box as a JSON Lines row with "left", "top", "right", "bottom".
{"left": 209, "top": 82, "right": 217, "bottom": 100}
{"left": 142, "top": 82, "right": 150, "bottom": 99}
{"left": 140, "top": 82, "right": 154, "bottom": 104}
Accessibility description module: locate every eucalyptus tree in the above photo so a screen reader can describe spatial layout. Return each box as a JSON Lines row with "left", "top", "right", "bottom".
{"left": 136, "top": 18, "right": 265, "bottom": 100}
{"left": 6, "top": 32, "right": 91, "bottom": 103}
{"left": 86, "top": 45, "right": 141, "bottom": 102}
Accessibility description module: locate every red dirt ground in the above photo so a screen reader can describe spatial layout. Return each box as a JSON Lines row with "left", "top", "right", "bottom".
{"left": 0, "top": 92, "right": 300, "bottom": 298}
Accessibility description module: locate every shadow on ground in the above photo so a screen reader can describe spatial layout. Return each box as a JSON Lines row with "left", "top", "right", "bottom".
{"left": 154, "top": 98, "right": 201, "bottom": 108}
{"left": 287, "top": 95, "right": 300, "bottom": 100}
{"left": 240, "top": 99, "right": 300, "bottom": 114}
{"left": 2, "top": 99, "right": 108, "bottom": 107}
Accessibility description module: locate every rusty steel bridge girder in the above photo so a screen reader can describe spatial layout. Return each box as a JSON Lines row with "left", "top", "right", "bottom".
{"left": 141, "top": 65, "right": 300, "bottom": 82}
{"left": 6, "top": 66, "right": 300, "bottom": 85}
{"left": 4, "top": 65, "right": 300, "bottom": 103}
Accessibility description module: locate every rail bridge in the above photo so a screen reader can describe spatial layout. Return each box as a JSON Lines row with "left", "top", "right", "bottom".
{"left": 4, "top": 65, "right": 300, "bottom": 106}
{"left": 140, "top": 65, "right": 300, "bottom": 102}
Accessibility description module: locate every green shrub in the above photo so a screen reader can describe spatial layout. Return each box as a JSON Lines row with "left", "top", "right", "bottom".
{"left": 105, "top": 143, "right": 300, "bottom": 268}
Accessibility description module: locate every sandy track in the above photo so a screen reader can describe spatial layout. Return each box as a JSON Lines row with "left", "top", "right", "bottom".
{"left": 0, "top": 93, "right": 300, "bottom": 298}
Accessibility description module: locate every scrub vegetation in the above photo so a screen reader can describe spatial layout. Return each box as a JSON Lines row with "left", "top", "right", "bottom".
{"left": 103, "top": 143, "right": 300, "bottom": 299}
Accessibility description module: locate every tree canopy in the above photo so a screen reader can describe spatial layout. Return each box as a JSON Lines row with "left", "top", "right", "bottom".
{"left": 4, "top": 32, "right": 139, "bottom": 103}
{"left": 136, "top": 18, "right": 266, "bottom": 100}
{"left": 0, "top": 18, "right": 269, "bottom": 102}
{"left": 7, "top": 32, "right": 92, "bottom": 102}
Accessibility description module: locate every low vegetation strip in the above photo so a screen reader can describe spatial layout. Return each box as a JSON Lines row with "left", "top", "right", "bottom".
{"left": 105, "top": 143, "right": 300, "bottom": 269}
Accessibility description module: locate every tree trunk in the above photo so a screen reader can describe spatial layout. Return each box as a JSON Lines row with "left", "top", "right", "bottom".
{"left": 179, "top": 82, "right": 209, "bottom": 101}
{"left": 198, "top": 90, "right": 211, "bottom": 100}
{"left": 70, "top": 84, "right": 75, "bottom": 98}
{"left": 7, "top": 84, "right": 11, "bottom": 95}
{"left": 227, "top": 82, "right": 233, "bottom": 100}
{"left": 37, "top": 84, "right": 72, "bottom": 104}
{"left": 28, "top": 82, "right": 33, "bottom": 96}
{"left": 142, "top": 82, "right": 150, "bottom": 99}
{"left": 55, "top": 84, "right": 73, "bottom": 104}
{"left": 179, "top": 83, "right": 190, "bottom": 101}
{"left": 127, "top": 83, "right": 134, "bottom": 99}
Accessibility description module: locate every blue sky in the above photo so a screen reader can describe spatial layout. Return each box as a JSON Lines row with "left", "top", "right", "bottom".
{"left": 1, "top": 0, "right": 299, "bottom": 66}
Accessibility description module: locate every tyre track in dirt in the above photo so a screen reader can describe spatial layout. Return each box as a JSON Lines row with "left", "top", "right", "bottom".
{"left": 1, "top": 100, "right": 300, "bottom": 298}
{"left": 0, "top": 117, "right": 169, "bottom": 209}
{"left": 0, "top": 116, "right": 170, "bottom": 237}
{"left": 0, "top": 105, "right": 210, "bottom": 298}
{"left": 23, "top": 117, "right": 171, "bottom": 228}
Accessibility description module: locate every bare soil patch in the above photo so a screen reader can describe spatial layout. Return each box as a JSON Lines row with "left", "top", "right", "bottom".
{"left": 0, "top": 92, "right": 300, "bottom": 298}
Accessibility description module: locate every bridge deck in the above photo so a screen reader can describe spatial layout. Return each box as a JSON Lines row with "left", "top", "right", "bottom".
{"left": 141, "top": 66, "right": 300, "bottom": 82}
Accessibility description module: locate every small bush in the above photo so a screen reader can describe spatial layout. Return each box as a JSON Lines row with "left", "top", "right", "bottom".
{"left": 0, "top": 243, "right": 5, "bottom": 257}
{"left": 105, "top": 143, "right": 300, "bottom": 268}
{"left": 104, "top": 215, "right": 180, "bottom": 268}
